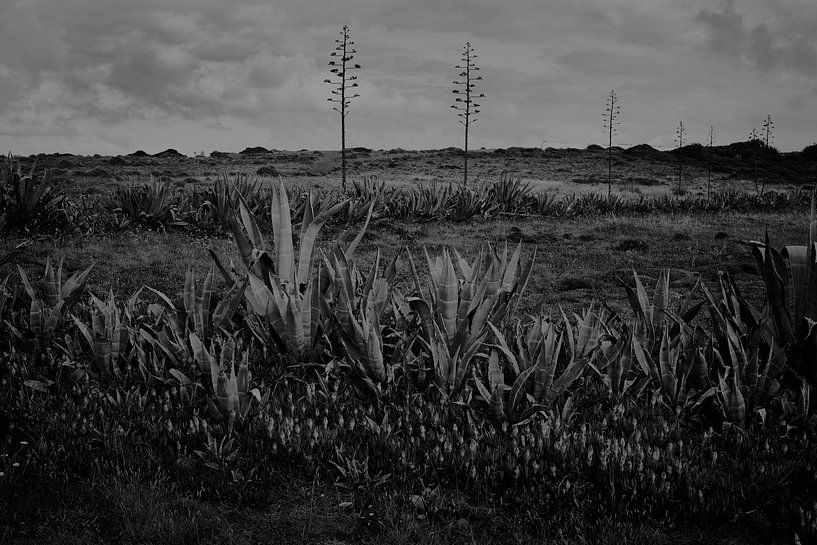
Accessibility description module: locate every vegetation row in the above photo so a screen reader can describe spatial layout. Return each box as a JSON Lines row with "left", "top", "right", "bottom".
{"left": 1, "top": 155, "right": 812, "bottom": 236}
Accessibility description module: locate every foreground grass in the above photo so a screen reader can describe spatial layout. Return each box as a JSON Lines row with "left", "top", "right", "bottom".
{"left": 1, "top": 208, "right": 812, "bottom": 544}
{"left": 2, "top": 470, "right": 789, "bottom": 545}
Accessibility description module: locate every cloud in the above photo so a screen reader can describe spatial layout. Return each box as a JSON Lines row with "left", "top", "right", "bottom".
{"left": 1, "top": 0, "right": 817, "bottom": 154}
{"left": 695, "top": 0, "right": 817, "bottom": 78}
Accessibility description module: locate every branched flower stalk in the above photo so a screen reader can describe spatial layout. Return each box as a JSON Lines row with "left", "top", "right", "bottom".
{"left": 761, "top": 115, "right": 774, "bottom": 195}
{"left": 707, "top": 125, "right": 715, "bottom": 203}
{"left": 749, "top": 126, "right": 760, "bottom": 194}
{"left": 325, "top": 25, "right": 361, "bottom": 192}
{"left": 451, "top": 42, "right": 485, "bottom": 186}
{"left": 603, "top": 90, "right": 621, "bottom": 197}
{"left": 675, "top": 121, "right": 685, "bottom": 194}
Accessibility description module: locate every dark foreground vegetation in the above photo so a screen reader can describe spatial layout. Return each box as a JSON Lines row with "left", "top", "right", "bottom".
{"left": 2, "top": 154, "right": 817, "bottom": 544}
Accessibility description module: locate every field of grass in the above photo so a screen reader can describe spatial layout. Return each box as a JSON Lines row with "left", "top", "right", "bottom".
{"left": 2, "top": 151, "right": 817, "bottom": 544}
{"left": 1, "top": 209, "right": 806, "bottom": 315}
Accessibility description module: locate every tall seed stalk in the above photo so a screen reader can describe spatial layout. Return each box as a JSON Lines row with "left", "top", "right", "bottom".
{"left": 707, "top": 125, "right": 715, "bottom": 203}
{"left": 761, "top": 115, "right": 774, "bottom": 195}
{"left": 675, "top": 121, "right": 685, "bottom": 194}
{"left": 603, "top": 90, "right": 620, "bottom": 197}
{"left": 451, "top": 42, "right": 485, "bottom": 186}
{"left": 749, "top": 126, "right": 760, "bottom": 194}
{"left": 325, "top": 25, "right": 361, "bottom": 192}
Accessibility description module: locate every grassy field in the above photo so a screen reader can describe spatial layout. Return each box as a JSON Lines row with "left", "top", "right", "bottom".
{"left": 1, "top": 209, "right": 806, "bottom": 314}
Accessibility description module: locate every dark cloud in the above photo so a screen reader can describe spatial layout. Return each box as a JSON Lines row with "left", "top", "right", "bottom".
{"left": 695, "top": 0, "right": 817, "bottom": 78}
{"left": 1, "top": 0, "right": 817, "bottom": 154}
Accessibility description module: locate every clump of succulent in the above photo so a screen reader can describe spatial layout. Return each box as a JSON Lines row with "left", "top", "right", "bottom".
{"left": 113, "top": 177, "right": 188, "bottom": 229}
{"left": 0, "top": 153, "right": 66, "bottom": 231}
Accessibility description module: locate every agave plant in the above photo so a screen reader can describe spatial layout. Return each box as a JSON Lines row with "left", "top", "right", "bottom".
{"left": 13, "top": 257, "right": 94, "bottom": 345}
{"left": 484, "top": 172, "right": 532, "bottom": 213}
{"left": 702, "top": 272, "right": 789, "bottom": 425}
{"left": 342, "top": 175, "right": 392, "bottom": 224}
{"left": 747, "top": 220, "right": 817, "bottom": 387}
{"left": 394, "top": 183, "right": 452, "bottom": 220}
{"left": 224, "top": 180, "right": 349, "bottom": 362}
{"left": 0, "top": 153, "right": 65, "bottom": 231}
{"left": 113, "top": 177, "right": 187, "bottom": 229}
{"left": 617, "top": 269, "right": 702, "bottom": 361}
{"left": 395, "top": 243, "right": 535, "bottom": 396}
{"left": 324, "top": 246, "right": 399, "bottom": 383}
{"left": 472, "top": 303, "right": 624, "bottom": 424}
{"left": 448, "top": 184, "right": 497, "bottom": 222}
{"left": 71, "top": 291, "right": 131, "bottom": 378}
{"left": 631, "top": 325, "right": 716, "bottom": 417}
{"left": 188, "top": 334, "right": 261, "bottom": 420}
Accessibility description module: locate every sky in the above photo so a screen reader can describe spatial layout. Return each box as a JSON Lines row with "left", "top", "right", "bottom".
{"left": 1, "top": 0, "right": 816, "bottom": 156}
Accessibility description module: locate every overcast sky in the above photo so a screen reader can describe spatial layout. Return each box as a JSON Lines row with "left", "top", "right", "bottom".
{"left": 1, "top": 0, "right": 816, "bottom": 155}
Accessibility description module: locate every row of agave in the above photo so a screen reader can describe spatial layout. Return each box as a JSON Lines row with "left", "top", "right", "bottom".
{"left": 2, "top": 148, "right": 811, "bottom": 235}
{"left": 150, "top": 173, "right": 817, "bottom": 227}
{"left": 3, "top": 181, "right": 815, "bottom": 432}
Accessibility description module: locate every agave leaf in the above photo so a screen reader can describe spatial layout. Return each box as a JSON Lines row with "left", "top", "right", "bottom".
{"left": 362, "top": 249, "right": 381, "bottom": 305}
{"left": 235, "top": 187, "right": 265, "bottom": 251}
{"left": 28, "top": 298, "right": 43, "bottom": 338}
{"left": 594, "top": 334, "right": 626, "bottom": 372}
{"left": 208, "top": 248, "right": 235, "bottom": 284}
{"left": 196, "top": 267, "right": 214, "bottom": 337}
{"left": 452, "top": 247, "right": 473, "bottom": 280}
{"left": 632, "top": 270, "right": 652, "bottom": 327}
{"left": 285, "top": 295, "right": 306, "bottom": 354}
{"left": 183, "top": 270, "right": 195, "bottom": 314}
{"left": 486, "top": 321, "right": 520, "bottom": 375}
{"left": 546, "top": 356, "right": 588, "bottom": 406}
{"left": 60, "top": 263, "right": 95, "bottom": 305}
{"left": 365, "top": 317, "right": 385, "bottom": 383}
{"left": 71, "top": 315, "right": 95, "bottom": 351}
{"left": 726, "top": 369, "right": 746, "bottom": 426}
{"left": 436, "top": 250, "right": 459, "bottom": 342}
{"left": 759, "top": 239, "right": 795, "bottom": 345}
{"left": 658, "top": 327, "right": 678, "bottom": 404}
{"left": 43, "top": 257, "right": 59, "bottom": 307}
{"left": 631, "top": 335, "right": 657, "bottom": 381}
{"left": 455, "top": 331, "right": 487, "bottom": 392}
{"left": 575, "top": 301, "right": 602, "bottom": 358}
{"left": 507, "top": 364, "right": 537, "bottom": 420}
{"left": 487, "top": 349, "right": 504, "bottom": 391}
{"left": 212, "top": 277, "right": 249, "bottom": 330}
{"left": 558, "top": 306, "right": 576, "bottom": 361}
{"left": 299, "top": 280, "right": 314, "bottom": 344}
{"left": 16, "top": 265, "right": 37, "bottom": 300}
{"left": 618, "top": 273, "right": 647, "bottom": 325}
{"left": 472, "top": 367, "right": 492, "bottom": 403}
{"left": 651, "top": 269, "right": 670, "bottom": 328}
{"left": 296, "top": 217, "right": 326, "bottom": 289}
{"left": 490, "top": 387, "right": 506, "bottom": 423}
{"left": 43, "top": 299, "right": 65, "bottom": 339}
{"left": 344, "top": 200, "right": 374, "bottom": 258}
{"left": 501, "top": 241, "right": 522, "bottom": 292}
{"left": 465, "top": 298, "right": 494, "bottom": 351}
{"left": 273, "top": 181, "right": 295, "bottom": 287}
{"left": 189, "top": 333, "right": 217, "bottom": 391}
